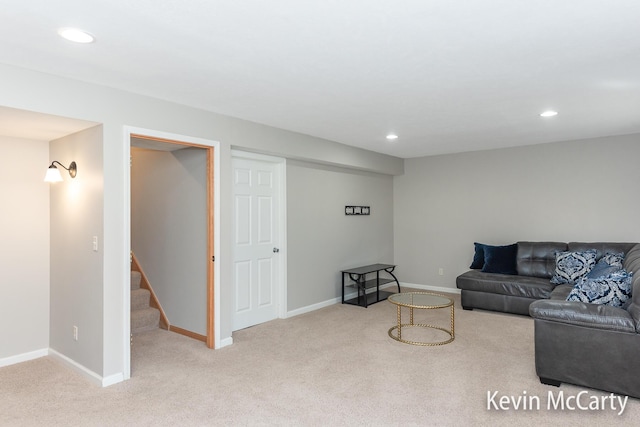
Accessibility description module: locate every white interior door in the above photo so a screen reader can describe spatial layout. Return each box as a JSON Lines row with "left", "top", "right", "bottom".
{"left": 232, "top": 154, "right": 283, "bottom": 331}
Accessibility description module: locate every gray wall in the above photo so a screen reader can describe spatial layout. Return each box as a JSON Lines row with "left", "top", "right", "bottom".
{"left": 49, "top": 126, "right": 104, "bottom": 374}
{"left": 0, "top": 136, "right": 50, "bottom": 361}
{"left": 394, "top": 133, "right": 640, "bottom": 291}
{"left": 131, "top": 147, "right": 208, "bottom": 335}
{"left": 3, "top": 58, "right": 639, "bottom": 383}
{"left": 287, "top": 160, "right": 394, "bottom": 310}
{"left": 0, "top": 62, "right": 403, "bottom": 379}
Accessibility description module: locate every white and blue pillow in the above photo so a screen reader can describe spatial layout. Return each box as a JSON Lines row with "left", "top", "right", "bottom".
{"left": 586, "top": 252, "right": 625, "bottom": 279}
{"left": 600, "top": 252, "right": 624, "bottom": 268}
{"left": 550, "top": 249, "right": 597, "bottom": 285}
{"left": 566, "top": 269, "right": 633, "bottom": 308}
{"left": 586, "top": 262, "right": 621, "bottom": 280}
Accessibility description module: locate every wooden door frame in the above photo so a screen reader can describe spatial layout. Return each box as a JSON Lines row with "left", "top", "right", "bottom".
{"left": 123, "top": 127, "right": 221, "bottom": 378}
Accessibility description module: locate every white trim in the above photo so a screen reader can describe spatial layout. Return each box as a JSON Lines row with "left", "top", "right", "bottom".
{"left": 49, "top": 349, "right": 103, "bottom": 387}
{"left": 102, "top": 372, "right": 125, "bottom": 387}
{"left": 123, "top": 126, "right": 223, "bottom": 364}
{"left": 285, "top": 287, "right": 387, "bottom": 318}
{"left": 279, "top": 160, "right": 288, "bottom": 319}
{"left": 285, "top": 287, "right": 392, "bottom": 318}
{"left": 230, "top": 150, "right": 288, "bottom": 324}
{"left": 122, "top": 127, "right": 132, "bottom": 380}
{"left": 0, "top": 348, "right": 48, "bottom": 368}
{"left": 231, "top": 150, "right": 283, "bottom": 164}
{"left": 219, "top": 337, "right": 234, "bottom": 348}
{"left": 286, "top": 283, "right": 461, "bottom": 319}
{"left": 49, "top": 349, "right": 123, "bottom": 387}
{"left": 285, "top": 296, "right": 341, "bottom": 318}
{"left": 212, "top": 139, "right": 222, "bottom": 349}
{"left": 383, "top": 281, "right": 461, "bottom": 295}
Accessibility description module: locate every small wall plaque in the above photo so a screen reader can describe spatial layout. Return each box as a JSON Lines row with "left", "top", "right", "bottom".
{"left": 345, "top": 206, "right": 370, "bottom": 215}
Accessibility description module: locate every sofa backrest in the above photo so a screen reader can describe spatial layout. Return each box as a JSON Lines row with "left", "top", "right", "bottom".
{"left": 516, "top": 241, "right": 639, "bottom": 280}
{"left": 517, "top": 241, "right": 640, "bottom": 331}
{"left": 568, "top": 242, "right": 638, "bottom": 260}
{"left": 516, "top": 242, "right": 567, "bottom": 278}
{"left": 623, "top": 243, "right": 640, "bottom": 331}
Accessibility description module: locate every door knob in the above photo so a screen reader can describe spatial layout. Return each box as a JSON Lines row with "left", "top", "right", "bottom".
{"left": 273, "top": 247, "right": 280, "bottom": 253}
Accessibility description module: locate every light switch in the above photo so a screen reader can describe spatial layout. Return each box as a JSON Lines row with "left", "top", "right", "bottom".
{"left": 93, "top": 236, "right": 98, "bottom": 252}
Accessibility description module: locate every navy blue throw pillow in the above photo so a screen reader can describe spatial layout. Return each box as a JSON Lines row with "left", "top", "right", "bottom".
{"left": 470, "top": 242, "right": 486, "bottom": 269}
{"left": 481, "top": 243, "right": 518, "bottom": 275}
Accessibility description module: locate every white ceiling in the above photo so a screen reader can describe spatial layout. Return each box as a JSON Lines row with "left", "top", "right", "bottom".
{"left": 0, "top": 106, "right": 97, "bottom": 141}
{"left": 1, "top": 0, "right": 639, "bottom": 158}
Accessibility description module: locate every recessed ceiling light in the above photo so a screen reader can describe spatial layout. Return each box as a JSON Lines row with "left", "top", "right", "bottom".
{"left": 386, "top": 134, "right": 398, "bottom": 141}
{"left": 540, "top": 110, "right": 558, "bottom": 117}
{"left": 58, "top": 28, "right": 95, "bottom": 44}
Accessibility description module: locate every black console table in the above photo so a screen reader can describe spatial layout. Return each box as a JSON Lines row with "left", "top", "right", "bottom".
{"left": 341, "top": 264, "right": 401, "bottom": 308}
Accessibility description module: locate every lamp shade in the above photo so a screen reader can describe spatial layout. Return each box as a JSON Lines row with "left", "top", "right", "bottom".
{"left": 44, "top": 166, "right": 63, "bottom": 183}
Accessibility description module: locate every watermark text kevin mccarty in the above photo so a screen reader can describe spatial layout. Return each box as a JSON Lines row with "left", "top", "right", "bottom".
{"left": 487, "top": 390, "right": 628, "bottom": 415}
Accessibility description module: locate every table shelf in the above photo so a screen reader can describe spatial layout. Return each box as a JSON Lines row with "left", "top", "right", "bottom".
{"left": 344, "top": 277, "right": 395, "bottom": 290}
{"left": 341, "top": 264, "right": 401, "bottom": 308}
{"left": 344, "top": 290, "right": 395, "bottom": 307}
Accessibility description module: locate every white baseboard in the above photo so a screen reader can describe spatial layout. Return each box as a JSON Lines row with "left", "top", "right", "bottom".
{"left": 285, "top": 287, "right": 382, "bottom": 318}
{"left": 102, "top": 372, "right": 125, "bottom": 387}
{"left": 285, "top": 296, "right": 341, "bottom": 318}
{"left": 48, "top": 349, "right": 110, "bottom": 387}
{"left": 218, "top": 336, "right": 233, "bottom": 348}
{"left": 285, "top": 282, "right": 459, "bottom": 319}
{"left": 0, "top": 348, "right": 48, "bottom": 368}
{"left": 386, "top": 281, "right": 461, "bottom": 295}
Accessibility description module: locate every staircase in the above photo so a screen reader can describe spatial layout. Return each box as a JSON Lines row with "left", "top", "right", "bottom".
{"left": 131, "top": 270, "right": 161, "bottom": 334}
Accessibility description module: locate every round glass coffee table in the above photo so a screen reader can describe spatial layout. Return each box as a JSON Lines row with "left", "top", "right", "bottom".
{"left": 388, "top": 292, "right": 455, "bottom": 346}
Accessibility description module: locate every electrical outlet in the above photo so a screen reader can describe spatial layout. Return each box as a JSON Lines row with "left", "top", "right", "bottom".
{"left": 438, "top": 268, "right": 444, "bottom": 276}
{"left": 73, "top": 326, "right": 78, "bottom": 341}
{"left": 92, "top": 236, "right": 98, "bottom": 252}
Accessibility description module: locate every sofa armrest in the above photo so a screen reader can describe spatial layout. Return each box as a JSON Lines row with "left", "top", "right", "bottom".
{"left": 529, "top": 300, "right": 636, "bottom": 333}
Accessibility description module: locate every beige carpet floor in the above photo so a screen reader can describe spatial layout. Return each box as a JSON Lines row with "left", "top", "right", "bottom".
{"left": 1, "top": 292, "right": 638, "bottom": 426}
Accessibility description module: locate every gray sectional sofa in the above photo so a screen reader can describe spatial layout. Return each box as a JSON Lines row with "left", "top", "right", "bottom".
{"left": 456, "top": 241, "right": 640, "bottom": 398}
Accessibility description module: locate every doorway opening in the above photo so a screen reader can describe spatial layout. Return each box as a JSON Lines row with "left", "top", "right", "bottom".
{"left": 123, "top": 127, "right": 221, "bottom": 380}
{"left": 129, "top": 133, "right": 215, "bottom": 348}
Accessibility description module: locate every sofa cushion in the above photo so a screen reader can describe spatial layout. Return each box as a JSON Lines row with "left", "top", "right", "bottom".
{"left": 549, "top": 284, "right": 573, "bottom": 300}
{"left": 550, "top": 249, "right": 597, "bottom": 285}
{"left": 481, "top": 243, "right": 517, "bottom": 275}
{"left": 623, "top": 244, "right": 640, "bottom": 312}
{"left": 566, "top": 270, "right": 633, "bottom": 308}
{"left": 628, "top": 303, "right": 640, "bottom": 333}
{"left": 623, "top": 244, "right": 640, "bottom": 274}
{"left": 529, "top": 299, "right": 637, "bottom": 333}
{"left": 517, "top": 241, "right": 567, "bottom": 278}
{"left": 456, "top": 270, "right": 554, "bottom": 299}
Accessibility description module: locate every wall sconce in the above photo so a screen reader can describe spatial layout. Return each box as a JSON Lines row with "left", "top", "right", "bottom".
{"left": 44, "top": 161, "right": 77, "bottom": 183}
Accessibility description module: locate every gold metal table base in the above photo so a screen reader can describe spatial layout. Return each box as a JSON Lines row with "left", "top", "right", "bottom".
{"left": 387, "top": 292, "right": 455, "bottom": 346}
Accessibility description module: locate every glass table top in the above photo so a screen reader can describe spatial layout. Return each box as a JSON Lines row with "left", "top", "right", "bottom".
{"left": 388, "top": 292, "right": 453, "bottom": 308}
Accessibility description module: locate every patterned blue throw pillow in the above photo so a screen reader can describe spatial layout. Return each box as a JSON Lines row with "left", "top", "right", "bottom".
{"left": 566, "top": 270, "right": 633, "bottom": 308}
{"left": 586, "top": 261, "right": 621, "bottom": 279}
{"left": 550, "top": 249, "right": 597, "bottom": 285}
{"left": 601, "top": 252, "right": 624, "bottom": 268}
{"left": 585, "top": 252, "right": 625, "bottom": 279}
